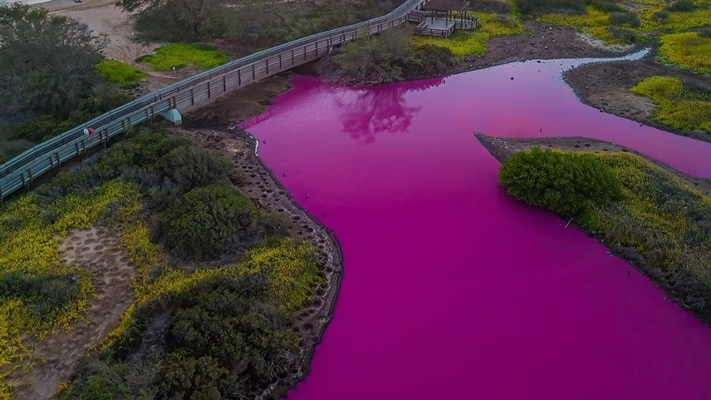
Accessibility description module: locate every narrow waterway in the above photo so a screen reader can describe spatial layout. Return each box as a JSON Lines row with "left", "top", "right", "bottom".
{"left": 245, "top": 54, "right": 711, "bottom": 399}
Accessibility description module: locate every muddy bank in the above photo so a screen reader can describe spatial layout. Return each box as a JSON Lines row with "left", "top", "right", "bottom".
{"left": 174, "top": 127, "right": 342, "bottom": 399}
{"left": 476, "top": 133, "right": 711, "bottom": 326}
{"left": 563, "top": 55, "right": 711, "bottom": 143}
{"left": 185, "top": 76, "right": 291, "bottom": 128}
{"left": 455, "top": 20, "right": 634, "bottom": 72}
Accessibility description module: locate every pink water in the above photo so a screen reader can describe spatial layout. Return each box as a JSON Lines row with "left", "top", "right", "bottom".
{"left": 245, "top": 56, "right": 711, "bottom": 400}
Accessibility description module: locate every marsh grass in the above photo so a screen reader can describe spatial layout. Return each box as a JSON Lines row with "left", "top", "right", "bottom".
{"left": 138, "top": 43, "right": 229, "bottom": 71}
{"left": 579, "top": 153, "right": 711, "bottom": 299}
{"left": 414, "top": 12, "right": 526, "bottom": 57}
{"left": 657, "top": 32, "right": 711, "bottom": 74}
{"left": 537, "top": 0, "right": 711, "bottom": 43}
{"left": 631, "top": 76, "right": 711, "bottom": 133}
{"left": 95, "top": 60, "right": 146, "bottom": 89}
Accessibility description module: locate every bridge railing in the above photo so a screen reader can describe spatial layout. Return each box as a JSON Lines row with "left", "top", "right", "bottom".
{"left": 0, "top": 0, "right": 428, "bottom": 201}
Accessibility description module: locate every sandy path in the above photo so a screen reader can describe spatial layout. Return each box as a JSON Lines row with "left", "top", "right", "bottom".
{"left": 12, "top": 227, "right": 135, "bottom": 400}
{"left": 44, "top": 0, "right": 185, "bottom": 92}
{"left": 49, "top": 0, "right": 159, "bottom": 64}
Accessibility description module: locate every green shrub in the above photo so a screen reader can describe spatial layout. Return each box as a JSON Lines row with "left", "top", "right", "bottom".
{"left": 162, "top": 183, "right": 260, "bottom": 259}
{"left": 652, "top": 9, "right": 670, "bottom": 22}
{"left": 585, "top": 0, "right": 624, "bottom": 12}
{"left": 607, "top": 26, "right": 638, "bottom": 43}
{"left": 609, "top": 11, "right": 640, "bottom": 27}
{"left": 498, "top": 148, "right": 623, "bottom": 215}
{"left": 666, "top": 0, "right": 696, "bottom": 12}
{"left": 138, "top": 43, "right": 229, "bottom": 71}
{"left": 12, "top": 91, "right": 132, "bottom": 142}
{"left": 159, "top": 145, "right": 237, "bottom": 191}
{"left": 95, "top": 60, "right": 146, "bottom": 89}
{"left": 515, "top": 0, "right": 586, "bottom": 14}
{"left": 468, "top": 0, "right": 513, "bottom": 13}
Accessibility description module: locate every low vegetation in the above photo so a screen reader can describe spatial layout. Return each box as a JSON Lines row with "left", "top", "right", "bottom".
{"left": 1, "top": 127, "right": 324, "bottom": 398}
{"left": 631, "top": 76, "right": 711, "bottom": 133}
{"left": 0, "top": 181, "right": 141, "bottom": 397}
{"left": 138, "top": 43, "right": 229, "bottom": 71}
{"left": 333, "top": 28, "right": 456, "bottom": 84}
{"left": 414, "top": 12, "right": 527, "bottom": 57}
{"left": 500, "top": 148, "right": 711, "bottom": 312}
{"left": 657, "top": 32, "right": 711, "bottom": 74}
{"left": 529, "top": 0, "right": 711, "bottom": 45}
{"left": 95, "top": 60, "right": 147, "bottom": 89}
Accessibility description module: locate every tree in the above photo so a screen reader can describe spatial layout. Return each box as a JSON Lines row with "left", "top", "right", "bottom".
{"left": 0, "top": 4, "right": 107, "bottom": 120}
{"left": 120, "top": 0, "right": 229, "bottom": 40}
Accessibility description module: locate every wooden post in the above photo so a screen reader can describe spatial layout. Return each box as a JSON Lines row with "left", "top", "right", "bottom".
{"left": 191, "top": 89, "right": 195, "bottom": 105}
{"left": 223, "top": 76, "right": 227, "bottom": 92}
{"left": 266, "top": 58, "right": 270, "bottom": 75}
{"left": 279, "top": 54, "right": 283, "bottom": 70}
{"left": 292, "top": 49, "right": 295, "bottom": 66}
{"left": 238, "top": 69, "right": 242, "bottom": 86}
{"left": 207, "top": 81, "right": 211, "bottom": 98}
{"left": 303, "top": 45, "right": 307, "bottom": 60}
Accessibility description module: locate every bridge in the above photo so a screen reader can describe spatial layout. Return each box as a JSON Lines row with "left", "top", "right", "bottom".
{"left": 0, "top": 0, "right": 434, "bottom": 201}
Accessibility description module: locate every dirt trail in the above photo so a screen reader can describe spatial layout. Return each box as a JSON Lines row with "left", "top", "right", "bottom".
{"left": 12, "top": 227, "right": 135, "bottom": 400}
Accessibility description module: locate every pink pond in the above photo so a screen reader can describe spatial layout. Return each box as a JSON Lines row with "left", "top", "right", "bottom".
{"left": 245, "top": 54, "right": 711, "bottom": 400}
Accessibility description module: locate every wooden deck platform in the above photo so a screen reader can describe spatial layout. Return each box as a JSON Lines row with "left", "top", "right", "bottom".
{"left": 407, "top": 13, "right": 478, "bottom": 37}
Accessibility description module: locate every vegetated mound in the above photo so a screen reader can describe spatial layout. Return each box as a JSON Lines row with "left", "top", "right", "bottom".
{"left": 497, "top": 145, "right": 711, "bottom": 319}
{"left": 327, "top": 27, "right": 456, "bottom": 84}
{"left": 1, "top": 127, "right": 328, "bottom": 399}
{"left": 630, "top": 76, "right": 711, "bottom": 134}
{"left": 498, "top": 147, "right": 623, "bottom": 215}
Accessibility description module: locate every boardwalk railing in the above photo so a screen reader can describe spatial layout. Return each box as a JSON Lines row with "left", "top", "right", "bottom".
{"left": 0, "top": 0, "right": 430, "bottom": 201}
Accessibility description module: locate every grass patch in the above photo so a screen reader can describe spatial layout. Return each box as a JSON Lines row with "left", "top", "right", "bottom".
{"left": 94, "top": 60, "right": 146, "bottom": 89}
{"left": 414, "top": 12, "right": 526, "bottom": 57}
{"left": 500, "top": 148, "right": 711, "bottom": 310}
{"left": 631, "top": 76, "right": 711, "bottom": 133}
{"left": 657, "top": 32, "right": 711, "bottom": 74}
{"left": 138, "top": 43, "right": 229, "bottom": 71}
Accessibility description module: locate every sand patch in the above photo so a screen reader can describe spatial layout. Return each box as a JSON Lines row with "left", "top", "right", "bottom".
{"left": 11, "top": 226, "right": 135, "bottom": 400}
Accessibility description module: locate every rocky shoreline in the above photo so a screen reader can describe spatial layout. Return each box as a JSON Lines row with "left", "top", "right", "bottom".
{"left": 176, "top": 128, "right": 343, "bottom": 400}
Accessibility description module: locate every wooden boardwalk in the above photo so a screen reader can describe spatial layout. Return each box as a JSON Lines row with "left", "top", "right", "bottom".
{"left": 0, "top": 0, "right": 431, "bottom": 201}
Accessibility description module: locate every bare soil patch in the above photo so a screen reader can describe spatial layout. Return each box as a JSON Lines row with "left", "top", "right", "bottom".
{"left": 11, "top": 226, "right": 135, "bottom": 400}
{"left": 563, "top": 55, "right": 711, "bottom": 142}
{"left": 175, "top": 127, "right": 343, "bottom": 399}
{"left": 452, "top": 20, "right": 637, "bottom": 72}
{"left": 47, "top": 0, "right": 188, "bottom": 93}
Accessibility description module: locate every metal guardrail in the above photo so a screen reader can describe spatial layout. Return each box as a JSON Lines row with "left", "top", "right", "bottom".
{"left": 0, "top": 0, "right": 429, "bottom": 201}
